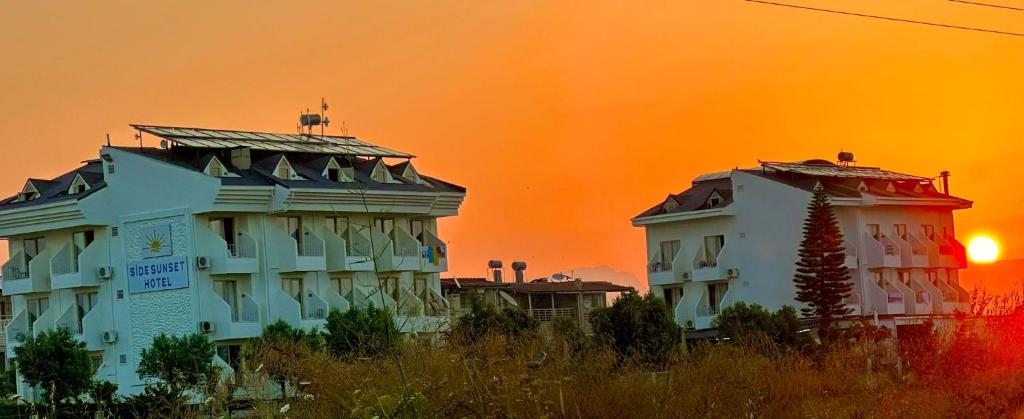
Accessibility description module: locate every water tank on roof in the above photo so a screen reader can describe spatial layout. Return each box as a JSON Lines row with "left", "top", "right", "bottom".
{"left": 838, "top": 151, "right": 855, "bottom": 164}
{"left": 300, "top": 113, "right": 322, "bottom": 127}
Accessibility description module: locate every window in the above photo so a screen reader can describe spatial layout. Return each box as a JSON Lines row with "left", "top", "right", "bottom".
{"left": 867, "top": 224, "right": 881, "bottom": 240}
{"left": 274, "top": 157, "right": 297, "bottom": 180}
{"left": 375, "top": 217, "right": 395, "bottom": 236}
{"left": 23, "top": 237, "right": 46, "bottom": 265}
{"left": 657, "top": 240, "right": 680, "bottom": 271}
{"left": 873, "top": 271, "right": 884, "bottom": 287}
{"left": 894, "top": 224, "right": 907, "bottom": 240}
{"left": 898, "top": 271, "right": 911, "bottom": 285}
{"left": 282, "top": 278, "right": 304, "bottom": 306}
{"left": 76, "top": 292, "right": 98, "bottom": 334}
{"left": 72, "top": 230, "right": 95, "bottom": 271}
{"left": 663, "top": 287, "right": 683, "bottom": 309}
{"left": 409, "top": 219, "right": 425, "bottom": 241}
{"left": 210, "top": 217, "right": 237, "bottom": 254}
{"left": 383, "top": 277, "right": 399, "bottom": 301}
{"left": 922, "top": 225, "right": 935, "bottom": 240}
{"left": 209, "top": 164, "right": 222, "bottom": 177}
{"left": 702, "top": 235, "right": 724, "bottom": 267}
{"left": 69, "top": 174, "right": 91, "bottom": 194}
{"left": 708, "top": 283, "right": 728, "bottom": 314}
{"left": 708, "top": 197, "right": 721, "bottom": 207}
{"left": 331, "top": 276, "right": 354, "bottom": 300}
{"left": 326, "top": 168, "right": 340, "bottom": 182}
{"left": 215, "top": 280, "right": 239, "bottom": 322}
{"left": 217, "top": 345, "right": 242, "bottom": 372}
{"left": 278, "top": 216, "right": 303, "bottom": 246}
{"left": 942, "top": 227, "right": 950, "bottom": 238}
{"left": 326, "top": 216, "right": 349, "bottom": 236}
{"left": 926, "top": 270, "right": 939, "bottom": 285}
{"left": 27, "top": 297, "right": 49, "bottom": 328}
{"left": 18, "top": 182, "right": 40, "bottom": 201}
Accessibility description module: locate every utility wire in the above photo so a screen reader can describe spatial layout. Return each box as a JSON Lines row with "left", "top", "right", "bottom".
{"left": 746, "top": 0, "right": 1024, "bottom": 37}
{"left": 948, "top": 0, "right": 1024, "bottom": 12}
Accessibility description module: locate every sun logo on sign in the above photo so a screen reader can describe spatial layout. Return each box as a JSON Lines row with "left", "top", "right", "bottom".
{"left": 145, "top": 230, "right": 167, "bottom": 254}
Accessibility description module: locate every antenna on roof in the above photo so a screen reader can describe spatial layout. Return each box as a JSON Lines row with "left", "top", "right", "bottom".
{"left": 134, "top": 130, "right": 144, "bottom": 152}
{"left": 106, "top": 134, "right": 111, "bottom": 147}
{"left": 298, "top": 98, "right": 332, "bottom": 139}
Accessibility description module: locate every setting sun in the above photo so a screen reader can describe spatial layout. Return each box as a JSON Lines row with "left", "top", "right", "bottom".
{"left": 968, "top": 236, "right": 1000, "bottom": 264}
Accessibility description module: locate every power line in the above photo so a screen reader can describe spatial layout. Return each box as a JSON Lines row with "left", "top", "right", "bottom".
{"left": 948, "top": 0, "right": 1024, "bottom": 12}
{"left": 746, "top": 0, "right": 1024, "bottom": 37}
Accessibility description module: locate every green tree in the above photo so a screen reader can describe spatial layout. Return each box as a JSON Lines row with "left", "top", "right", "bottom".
{"left": 12, "top": 328, "right": 94, "bottom": 411}
{"left": 589, "top": 291, "right": 681, "bottom": 367}
{"left": 243, "top": 320, "right": 323, "bottom": 400}
{"left": 793, "top": 183, "right": 853, "bottom": 336}
{"left": 451, "top": 296, "right": 539, "bottom": 344}
{"left": 136, "top": 333, "right": 217, "bottom": 401}
{"left": 713, "top": 302, "right": 809, "bottom": 349}
{"left": 324, "top": 306, "right": 398, "bottom": 359}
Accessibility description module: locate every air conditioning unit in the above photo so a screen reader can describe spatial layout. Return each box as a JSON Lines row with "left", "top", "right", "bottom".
{"left": 97, "top": 266, "right": 113, "bottom": 280}
{"left": 102, "top": 330, "right": 118, "bottom": 344}
{"left": 727, "top": 268, "right": 740, "bottom": 279}
{"left": 198, "top": 321, "right": 215, "bottom": 333}
{"left": 680, "top": 272, "right": 691, "bottom": 281}
{"left": 196, "top": 256, "right": 211, "bottom": 270}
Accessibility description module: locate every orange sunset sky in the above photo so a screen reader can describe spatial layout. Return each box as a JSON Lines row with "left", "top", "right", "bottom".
{"left": 2, "top": 1, "right": 1023, "bottom": 292}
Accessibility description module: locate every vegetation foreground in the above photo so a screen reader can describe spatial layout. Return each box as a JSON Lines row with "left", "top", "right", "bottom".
{"left": 5, "top": 292, "right": 1024, "bottom": 418}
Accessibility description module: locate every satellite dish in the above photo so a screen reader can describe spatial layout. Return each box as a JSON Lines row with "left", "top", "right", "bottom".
{"left": 551, "top": 273, "right": 568, "bottom": 281}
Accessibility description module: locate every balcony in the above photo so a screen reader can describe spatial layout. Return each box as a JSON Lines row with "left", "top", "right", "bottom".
{"left": 935, "top": 236, "right": 968, "bottom": 269}
{"left": 897, "top": 234, "right": 930, "bottom": 268}
{"left": 424, "top": 287, "right": 449, "bottom": 317}
{"left": 3, "top": 249, "right": 54, "bottom": 295}
{"left": 324, "top": 228, "right": 374, "bottom": 272}
{"left": 4, "top": 311, "right": 29, "bottom": 357}
{"left": 863, "top": 233, "right": 902, "bottom": 268}
{"left": 843, "top": 240, "right": 858, "bottom": 269}
{"left": 694, "top": 286, "right": 732, "bottom": 330}
{"left": 867, "top": 276, "right": 905, "bottom": 315}
{"left": 936, "top": 276, "right": 971, "bottom": 313}
{"left": 55, "top": 305, "right": 107, "bottom": 350}
{"left": 51, "top": 235, "right": 109, "bottom": 289}
{"left": 268, "top": 226, "right": 326, "bottom": 272}
{"left": 203, "top": 292, "right": 261, "bottom": 340}
{"left": 196, "top": 224, "right": 259, "bottom": 275}
{"left": 419, "top": 230, "right": 449, "bottom": 273}
{"left": 691, "top": 243, "right": 730, "bottom": 282}
{"left": 912, "top": 274, "right": 945, "bottom": 314}
{"left": 530, "top": 307, "right": 576, "bottom": 322}
{"left": 321, "top": 284, "right": 351, "bottom": 315}
{"left": 648, "top": 248, "right": 688, "bottom": 286}
{"left": 301, "top": 289, "right": 330, "bottom": 330}
{"left": 371, "top": 228, "right": 421, "bottom": 272}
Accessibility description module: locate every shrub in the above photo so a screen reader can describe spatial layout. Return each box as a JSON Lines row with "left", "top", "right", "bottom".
{"left": 243, "top": 320, "right": 324, "bottom": 400}
{"left": 451, "top": 296, "right": 538, "bottom": 344}
{"left": 0, "top": 364, "right": 16, "bottom": 398}
{"left": 589, "top": 291, "right": 681, "bottom": 367}
{"left": 137, "top": 333, "right": 217, "bottom": 400}
{"left": 324, "top": 306, "right": 399, "bottom": 359}
{"left": 713, "top": 303, "right": 811, "bottom": 350}
{"left": 12, "top": 328, "right": 94, "bottom": 409}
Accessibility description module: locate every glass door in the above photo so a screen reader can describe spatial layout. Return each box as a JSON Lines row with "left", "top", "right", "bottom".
{"left": 215, "top": 280, "right": 239, "bottom": 322}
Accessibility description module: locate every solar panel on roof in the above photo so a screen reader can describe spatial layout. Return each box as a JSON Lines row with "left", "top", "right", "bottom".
{"left": 133, "top": 124, "right": 413, "bottom": 157}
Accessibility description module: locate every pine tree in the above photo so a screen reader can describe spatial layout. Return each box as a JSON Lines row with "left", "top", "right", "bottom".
{"left": 793, "top": 183, "right": 853, "bottom": 331}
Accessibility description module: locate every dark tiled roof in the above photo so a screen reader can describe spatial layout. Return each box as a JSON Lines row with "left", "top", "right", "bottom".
{"left": 635, "top": 177, "right": 734, "bottom": 218}
{"left": 0, "top": 161, "right": 106, "bottom": 210}
{"left": 441, "top": 277, "right": 631, "bottom": 293}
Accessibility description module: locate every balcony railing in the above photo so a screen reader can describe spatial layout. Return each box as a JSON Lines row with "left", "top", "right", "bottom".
{"left": 240, "top": 295, "right": 259, "bottom": 322}
{"left": 2, "top": 252, "right": 29, "bottom": 280}
{"left": 696, "top": 288, "right": 732, "bottom": 317}
{"left": 297, "top": 238, "right": 325, "bottom": 257}
{"left": 50, "top": 244, "right": 78, "bottom": 276}
{"left": 226, "top": 234, "right": 257, "bottom": 258}
{"left": 531, "top": 308, "right": 576, "bottom": 322}
{"left": 301, "top": 290, "right": 329, "bottom": 320}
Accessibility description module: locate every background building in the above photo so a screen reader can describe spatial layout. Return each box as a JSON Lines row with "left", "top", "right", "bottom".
{"left": 632, "top": 157, "right": 971, "bottom": 331}
{"left": 0, "top": 124, "right": 465, "bottom": 398}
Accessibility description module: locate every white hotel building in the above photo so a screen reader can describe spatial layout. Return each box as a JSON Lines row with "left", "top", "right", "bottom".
{"left": 0, "top": 124, "right": 464, "bottom": 398}
{"left": 632, "top": 159, "right": 971, "bottom": 331}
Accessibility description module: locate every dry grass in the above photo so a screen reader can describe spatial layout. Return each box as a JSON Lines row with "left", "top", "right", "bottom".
{"left": 218, "top": 317, "right": 1024, "bottom": 419}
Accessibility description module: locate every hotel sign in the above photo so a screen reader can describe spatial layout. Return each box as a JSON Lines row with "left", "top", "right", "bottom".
{"left": 127, "top": 254, "right": 189, "bottom": 294}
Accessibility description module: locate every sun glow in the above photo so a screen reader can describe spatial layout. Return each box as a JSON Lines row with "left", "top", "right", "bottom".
{"left": 967, "top": 236, "right": 1000, "bottom": 264}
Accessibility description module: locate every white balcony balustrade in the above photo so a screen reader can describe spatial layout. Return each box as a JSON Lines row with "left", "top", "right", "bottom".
{"left": 935, "top": 276, "right": 971, "bottom": 313}
{"left": 397, "top": 287, "right": 425, "bottom": 317}
{"left": 912, "top": 274, "right": 945, "bottom": 314}
{"left": 371, "top": 228, "right": 421, "bottom": 272}
{"left": 196, "top": 224, "right": 259, "bottom": 275}
{"left": 695, "top": 286, "right": 732, "bottom": 329}
{"left": 649, "top": 247, "right": 688, "bottom": 286}
{"left": 302, "top": 289, "right": 330, "bottom": 321}
{"left": 691, "top": 243, "right": 730, "bottom": 282}
{"left": 905, "top": 234, "right": 931, "bottom": 267}
{"left": 424, "top": 288, "right": 449, "bottom": 317}
{"left": 843, "top": 287, "right": 862, "bottom": 316}
{"left": 863, "top": 233, "right": 902, "bottom": 268}
{"left": 935, "top": 236, "right": 968, "bottom": 269}
{"left": 4, "top": 311, "right": 29, "bottom": 356}
{"left": 324, "top": 228, "right": 374, "bottom": 272}
{"left": 51, "top": 235, "right": 109, "bottom": 289}
{"left": 530, "top": 307, "right": 576, "bottom": 322}
{"left": 419, "top": 230, "right": 449, "bottom": 273}
{"left": 268, "top": 226, "right": 326, "bottom": 272}
{"left": 204, "top": 290, "right": 261, "bottom": 340}
{"left": 3, "top": 249, "right": 53, "bottom": 295}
